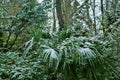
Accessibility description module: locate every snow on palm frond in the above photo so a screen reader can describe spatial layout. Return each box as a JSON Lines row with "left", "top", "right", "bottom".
{"left": 77, "top": 47, "right": 96, "bottom": 58}
{"left": 41, "top": 45, "right": 58, "bottom": 60}
{"left": 44, "top": 48, "right": 58, "bottom": 59}
{"left": 41, "top": 45, "right": 59, "bottom": 67}
{"left": 57, "top": 36, "right": 101, "bottom": 66}
{"left": 77, "top": 47, "right": 97, "bottom": 65}
{"left": 24, "top": 37, "right": 34, "bottom": 53}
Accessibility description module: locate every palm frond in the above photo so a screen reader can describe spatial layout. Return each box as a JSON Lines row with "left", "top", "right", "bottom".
{"left": 41, "top": 45, "right": 59, "bottom": 68}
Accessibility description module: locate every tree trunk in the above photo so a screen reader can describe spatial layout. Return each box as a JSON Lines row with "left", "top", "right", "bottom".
{"left": 52, "top": 0, "right": 56, "bottom": 31}
{"left": 106, "top": 0, "right": 109, "bottom": 10}
{"left": 56, "top": 0, "right": 64, "bottom": 30}
{"left": 62, "top": 0, "right": 71, "bottom": 26}
{"left": 101, "top": 0, "right": 105, "bottom": 36}
{"left": 93, "top": 0, "right": 97, "bottom": 35}
{"left": 86, "top": 0, "right": 93, "bottom": 28}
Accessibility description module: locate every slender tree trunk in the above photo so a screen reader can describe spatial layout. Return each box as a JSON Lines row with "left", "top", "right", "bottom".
{"left": 112, "top": 0, "right": 118, "bottom": 14}
{"left": 93, "top": 0, "right": 97, "bottom": 35}
{"left": 106, "top": 0, "right": 109, "bottom": 10}
{"left": 52, "top": 0, "right": 56, "bottom": 31}
{"left": 56, "top": 0, "right": 64, "bottom": 30}
{"left": 86, "top": 0, "right": 93, "bottom": 28}
{"left": 101, "top": 0, "right": 105, "bottom": 36}
{"left": 62, "top": 0, "right": 71, "bottom": 26}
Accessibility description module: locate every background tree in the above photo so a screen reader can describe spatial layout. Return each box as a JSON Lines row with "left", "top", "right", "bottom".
{"left": 56, "top": 0, "right": 64, "bottom": 30}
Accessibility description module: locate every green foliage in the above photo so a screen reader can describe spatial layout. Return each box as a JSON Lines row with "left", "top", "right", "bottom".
{"left": 0, "top": 52, "right": 50, "bottom": 80}
{"left": 40, "top": 33, "right": 120, "bottom": 80}
{"left": 0, "top": 0, "right": 120, "bottom": 80}
{"left": 0, "top": 27, "right": 120, "bottom": 80}
{"left": 0, "top": 0, "right": 48, "bottom": 50}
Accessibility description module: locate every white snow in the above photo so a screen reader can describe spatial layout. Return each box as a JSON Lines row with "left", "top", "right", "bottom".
{"left": 37, "top": 0, "right": 43, "bottom": 3}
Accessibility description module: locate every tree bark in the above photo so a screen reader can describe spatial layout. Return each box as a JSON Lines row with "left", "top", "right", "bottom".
{"left": 93, "top": 0, "right": 97, "bottom": 35}
{"left": 56, "top": 0, "right": 64, "bottom": 30}
{"left": 101, "top": 0, "right": 105, "bottom": 36}
{"left": 52, "top": 0, "right": 56, "bottom": 31}
{"left": 106, "top": 0, "right": 109, "bottom": 10}
{"left": 62, "top": 0, "right": 71, "bottom": 26}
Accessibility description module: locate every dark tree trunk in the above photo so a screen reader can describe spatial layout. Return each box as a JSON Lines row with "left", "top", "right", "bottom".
{"left": 93, "top": 0, "right": 97, "bottom": 35}
{"left": 52, "top": 0, "right": 56, "bottom": 31}
{"left": 101, "top": 0, "right": 105, "bottom": 36}
{"left": 56, "top": 0, "right": 64, "bottom": 30}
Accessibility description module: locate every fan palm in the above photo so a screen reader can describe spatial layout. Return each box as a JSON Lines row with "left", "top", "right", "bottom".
{"left": 41, "top": 35, "right": 118, "bottom": 80}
